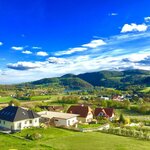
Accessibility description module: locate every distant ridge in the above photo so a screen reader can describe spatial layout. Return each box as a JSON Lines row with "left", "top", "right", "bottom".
{"left": 19, "top": 69, "right": 150, "bottom": 90}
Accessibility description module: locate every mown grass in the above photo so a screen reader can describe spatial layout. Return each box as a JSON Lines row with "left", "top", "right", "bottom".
{"left": 30, "top": 95, "right": 63, "bottom": 101}
{"left": 14, "top": 127, "right": 150, "bottom": 150}
{"left": 141, "top": 87, "right": 150, "bottom": 93}
{"left": 0, "top": 96, "right": 13, "bottom": 103}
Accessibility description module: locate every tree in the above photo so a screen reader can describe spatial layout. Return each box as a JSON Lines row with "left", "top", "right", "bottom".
{"left": 119, "top": 114, "right": 126, "bottom": 124}
{"left": 9, "top": 99, "right": 20, "bottom": 106}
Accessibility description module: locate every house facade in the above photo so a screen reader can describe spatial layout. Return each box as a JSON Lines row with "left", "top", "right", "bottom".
{"left": 67, "top": 105, "right": 93, "bottom": 123}
{"left": 0, "top": 106, "right": 40, "bottom": 131}
{"left": 38, "top": 111, "right": 78, "bottom": 127}
{"left": 94, "top": 108, "right": 115, "bottom": 121}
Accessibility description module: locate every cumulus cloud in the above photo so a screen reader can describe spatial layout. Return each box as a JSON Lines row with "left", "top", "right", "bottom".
{"left": 3, "top": 31, "right": 150, "bottom": 84}
{"left": 82, "top": 39, "right": 106, "bottom": 48}
{"left": 11, "top": 46, "right": 24, "bottom": 51}
{"left": 22, "top": 50, "right": 32, "bottom": 54}
{"left": 48, "top": 57, "right": 70, "bottom": 64}
{"left": 7, "top": 61, "right": 43, "bottom": 70}
{"left": 55, "top": 47, "right": 87, "bottom": 56}
{"left": 121, "top": 23, "right": 148, "bottom": 33}
{"left": 32, "top": 46, "right": 42, "bottom": 49}
{"left": 36, "top": 51, "right": 48, "bottom": 56}
{"left": 144, "top": 17, "right": 150, "bottom": 22}
{"left": 0, "top": 42, "right": 3, "bottom": 46}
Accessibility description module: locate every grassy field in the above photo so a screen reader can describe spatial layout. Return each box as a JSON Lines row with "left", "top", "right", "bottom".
{"left": 12, "top": 127, "right": 150, "bottom": 150}
{"left": 141, "top": 87, "right": 150, "bottom": 93}
{"left": 30, "top": 95, "right": 63, "bottom": 101}
{"left": 115, "top": 108, "right": 150, "bottom": 120}
{"left": 0, "top": 96, "right": 13, "bottom": 103}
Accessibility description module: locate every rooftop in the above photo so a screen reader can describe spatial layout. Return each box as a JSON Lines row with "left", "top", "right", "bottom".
{"left": 0, "top": 106, "right": 40, "bottom": 122}
{"left": 38, "top": 111, "right": 79, "bottom": 120}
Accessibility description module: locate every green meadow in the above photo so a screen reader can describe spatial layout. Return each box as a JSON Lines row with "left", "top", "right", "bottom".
{"left": 0, "top": 127, "right": 148, "bottom": 150}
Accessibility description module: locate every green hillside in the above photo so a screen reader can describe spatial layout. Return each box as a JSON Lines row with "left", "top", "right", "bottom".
{"left": 17, "top": 69, "right": 150, "bottom": 90}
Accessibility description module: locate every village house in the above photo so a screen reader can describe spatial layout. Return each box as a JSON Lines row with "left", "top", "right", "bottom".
{"left": 67, "top": 105, "right": 93, "bottom": 123}
{"left": 112, "top": 95, "right": 124, "bottom": 101}
{"left": 38, "top": 111, "right": 78, "bottom": 127}
{"left": 0, "top": 106, "right": 40, "bottom": 131}
{"left": 94, "top": 108, "right": 115, "bottom": 121}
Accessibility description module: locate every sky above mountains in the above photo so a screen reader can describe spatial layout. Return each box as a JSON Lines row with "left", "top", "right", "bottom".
{"left": 1, "top": 0, "right": 150, "bottom": 84}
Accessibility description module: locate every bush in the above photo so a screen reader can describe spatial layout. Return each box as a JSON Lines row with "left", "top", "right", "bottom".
{"left": 9, "top": 99, "right": 20, "bottom": 106}
{"left": 119, "top": 114, "right": 126, "bottom": 124}
{"left": 26, "top": 132, "right": 42, "bottom": 140}
{"left": 101, "top": 127, "right": 150, "bottom": 140}
{"left": 57, "top": 96, "right": 79, "bottom": 104}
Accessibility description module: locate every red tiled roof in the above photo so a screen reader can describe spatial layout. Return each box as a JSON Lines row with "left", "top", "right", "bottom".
{"left": 67, "top": 105, "right": 92, "bottom": 118}
{"left": 94, "top": 108, "right": 114, "bottom": 118}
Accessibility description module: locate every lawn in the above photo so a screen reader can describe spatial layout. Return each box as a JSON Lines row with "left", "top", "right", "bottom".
{"left": 141, "top": 87, "right": 150, "bottom": 93}
{"left": 30, "top": 95, "right": 63, "bottom": 101}
{"left": 13, "top": 127, "right": 150, "bottom": 150}
{"left": 115, "top": 108, "right": 150, "bottom": 120}
{"left": 0, "top": 96, "right": 13, "bottom": 103}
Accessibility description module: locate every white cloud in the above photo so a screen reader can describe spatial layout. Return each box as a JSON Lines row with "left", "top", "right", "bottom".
{"left": 109, "top": 13, "right": 118, "bottom": 16}
{"left": 3, "top": 31, "right": 150, "bottom": 84}
{"left": 0, "top": 42, "right": 3, "bottom": 46}
{"left": 22, "top": 50, "right": 32, "bottom": 54}
{"left": 48, "top": 57, "right": 70, "bottom": 64}
{"left": 7, "top": 61, "right": 43, "bottom": 70}
{"left": 55, "top": 47, "right": 87, "bottom": 56}
{"left": 32, "top": 46, "right": 42, "bottom": 49}
{"left": 144, "top": 17, "right": 150, "bottom": 22}
{"left": 121, "top": 23, "right": 148, "bottom": 33}
{"left": 36, "top": 51, "right": 48, "bottom": 56}
{"left": 82, "top": 39, "right": 106, "bottom": 48}
{"left": 11, "top": 46, "right": 24, "bottom": 51}
{"left": 123, "top": 53, "right": 150, "bottom": 62}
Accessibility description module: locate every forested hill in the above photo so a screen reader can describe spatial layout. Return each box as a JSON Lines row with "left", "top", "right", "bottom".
{"left": 24, "top": 69, "right": 150, "bottom": 90}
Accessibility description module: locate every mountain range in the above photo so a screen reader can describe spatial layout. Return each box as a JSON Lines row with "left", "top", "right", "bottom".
{"left": 23, "top": 69, "right": 150, "bottom": 90}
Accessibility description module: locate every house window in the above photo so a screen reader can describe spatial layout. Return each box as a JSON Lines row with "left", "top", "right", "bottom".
{"left": 25, "top": 121, "right": 27, "bottom": 124}
{"left": 29, "top": 120, "right": 32, "bottom": 124}
{"left": 3, "top": 121, "right": 5, "bottom": 124}
{"left": 0, "top": 120, "right": 1, "bottom": 124}
{"left": 17, "top": 123, "right": 21, "bottom": 128}
{"left": 35, "top": 119, "right": 37, "bottom": 123}
{"left": 98, "top": 112, "right": 104, "bottom": 116}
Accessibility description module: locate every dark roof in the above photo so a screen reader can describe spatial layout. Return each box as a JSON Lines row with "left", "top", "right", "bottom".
{"left": 0, "top": 106, "right": 40, "bottom": 122}
{"left": 67, "top": 105, "right": 92, "bottom": 118}
{"left": 94, "top": 108, "right": 114, "bottom": 118}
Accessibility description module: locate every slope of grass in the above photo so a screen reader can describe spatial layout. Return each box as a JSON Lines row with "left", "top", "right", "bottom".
{"left": 0, "top": 96, "right": 13, "bottom": 103}
{"left": 141, "top": 87, "right": 150, "bottom": 93}
{"left": 14, "top": 127, "right": 150, "bottom": 150}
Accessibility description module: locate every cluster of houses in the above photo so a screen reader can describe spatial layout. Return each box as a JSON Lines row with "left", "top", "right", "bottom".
{"left": 0, "top": 104, "right": 114, "bottom": 132}
{"left": 100, "top": 94, "right": 132, "bottom": 101}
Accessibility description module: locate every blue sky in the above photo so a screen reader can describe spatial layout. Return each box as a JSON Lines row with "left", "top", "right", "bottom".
{"left": 1, "top": 0, "right": 150, "bottom": 84}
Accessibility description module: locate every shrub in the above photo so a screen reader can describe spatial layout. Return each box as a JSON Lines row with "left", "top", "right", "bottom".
{"left": 26, "top": 132, "right": 42, "bottom": 140}
{"left": 9, "top": 99, "right": 20, "bottom": 106}
{"left": 119, "top": 114, "right": 126, "bottom": 124}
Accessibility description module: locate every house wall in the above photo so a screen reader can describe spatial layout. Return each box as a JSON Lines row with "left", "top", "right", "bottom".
{"left": 0, "top": 119, "right": 14, "bottom": 130}
{"left": 78, "top": 113, "right": 93, "bottom": 123}
{"left": 54, "top": 117, "right": 78, "bottom": 127}
{"left": 86, "top": 113, "right": 93, "bottom": 122}
{"left": 14, "top": 118, "right": 40, "bottom": 130}
{"left": 78, "top": 117, "right": 86, "bottom": 123}
{"left": 0, "top": 118, "right": 39, "bottom": 131}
